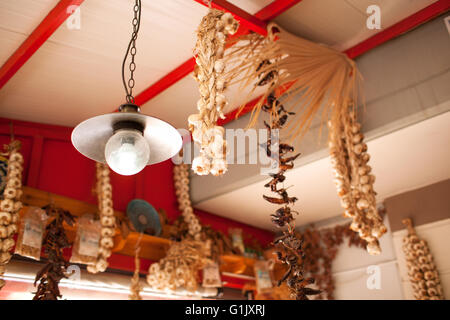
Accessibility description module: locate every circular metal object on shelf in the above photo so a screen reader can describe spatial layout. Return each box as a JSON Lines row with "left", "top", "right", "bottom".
{"left": 127, "top": 199, "right": 161, "bottom": 236}
{"left": 71, "top": 111, "right": 182, "bottom": 165}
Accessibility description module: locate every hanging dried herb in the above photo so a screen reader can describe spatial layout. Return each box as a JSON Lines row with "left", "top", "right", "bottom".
{"left": 33, "top": 205, "right": 74, "bottom": 300}
{"left": 223, "top": 23, "right": 361, "bottom": 142}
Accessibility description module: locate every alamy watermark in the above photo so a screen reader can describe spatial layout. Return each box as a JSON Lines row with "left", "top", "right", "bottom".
{"left": 66, "top": 5, "right": 81, "bottom": 30}
{"left": 366, "top": 265, "right": 381, "bottom": 290}
{"left": 366, "top": 5, "right": 381, "bottom": 30}
{"left": 172, "top": 128, "right": 282, "bottom": 175}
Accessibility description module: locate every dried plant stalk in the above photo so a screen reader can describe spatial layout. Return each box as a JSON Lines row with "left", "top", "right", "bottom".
{"left": 189, "top": 9, "right": 239, "bottom": 176}
{"left": 328, "top": 108, "right": 386, "bottom": 254}
{"left": 129, "top": 248, "right": 143, "bottom": 300}
{"left": 0, "top": 140, "right": 24, "bottom": 290}
{"left": 147, "top": 164, "right": 210, "bottom": 292}
{"left": 402, "top": 218, "right": 444, "bottom": 300}
{"left": 223, "top": 23, "right": 361, "bottom": 141}
{"left": 87, "top": 163, "right": 115, "bottom": 274}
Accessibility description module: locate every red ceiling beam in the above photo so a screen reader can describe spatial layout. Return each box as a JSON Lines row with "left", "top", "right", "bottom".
{"left": 133, "top": 1, "right": 303, "bottom": 108}
{"left": 345, "top": 0, "right": 450, "bottom": 59}
{"left": 0, "top": 0, "right": 84, "bottom": 90}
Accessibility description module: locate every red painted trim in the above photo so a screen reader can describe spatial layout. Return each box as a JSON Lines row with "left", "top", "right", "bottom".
{"left": 0, "top": 0, "right": 85, "bottom": 90}
{"left": 345, "top": 0, "right": 450, "bottom": 59}
{"left": 0, "top": 118, "right": 72, "bottom": 141}
{"left": 193, "top": 0, "right": 267, "bottom": 36}
{"left": 27, "top": 135, "right": 44, "bottom": 187}
{"left": 222, "top": 274, "right": 254, "bottom": 290}
{"left": 107, "top": 253, "right": 153, "bottom": 274}
{"left": 255, "top": 0, "right": 303, "bottom": 21}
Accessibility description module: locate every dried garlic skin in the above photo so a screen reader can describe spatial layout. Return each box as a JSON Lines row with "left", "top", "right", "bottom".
{"left": 87, "top": 163, "right": 115, "bottom": 274}
{"left": 0, "top": 141, "right": 24, "bottom": 290}
{"left": 402, "top": 219, "right": 444, "bottom": 300}
{"left": 189, "top": 9, "right": 239, "bottom": 176}
{"left": 147, "top": 164, "right": 209, "bottom": 292}
{"left": 328, "top": 109, "right": 386, "bottom": 255}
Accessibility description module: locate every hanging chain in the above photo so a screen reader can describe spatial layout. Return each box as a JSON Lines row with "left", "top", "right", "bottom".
{"left": 122, "top": 0, "right": 142, "bottom": 104}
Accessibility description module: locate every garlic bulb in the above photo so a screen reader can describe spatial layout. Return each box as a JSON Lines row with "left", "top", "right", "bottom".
{"left": 402, "top": 218, "right": 444, "bottom": 300}
{"left": 0, "top": 141, "right": 24, "bottom": 290}
{"left": 147, "top": 164, "right": 210, "bottom": 292}
{"left": 189, "top": 9, "right": 239, "bottom": 176}
{"left": 87, "top": 163, "right": 115, "bottom": 274}
{"left": 328, "top": 108, "right": 386, "bottom": 255}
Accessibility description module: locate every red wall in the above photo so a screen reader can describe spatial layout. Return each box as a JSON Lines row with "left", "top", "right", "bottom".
{"left": 0, "top": 117, "right": 274, "bottom": 250}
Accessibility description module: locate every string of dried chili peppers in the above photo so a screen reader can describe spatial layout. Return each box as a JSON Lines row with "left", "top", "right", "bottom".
{"left": 32, "top": 205, "right": 75, "bottom": 300}
{"left": 259, "top": 60, "right": 319, "bottom": 300}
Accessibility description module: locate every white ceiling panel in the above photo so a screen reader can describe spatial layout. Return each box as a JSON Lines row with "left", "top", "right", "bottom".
{"left": 0, "top": 0, "right": 209, "bottom": 126}
{"left": 0, "top": 0, "right": 59, "bottom": 65}
{"left": 227, "top": 0, "right": 274, "bottom": 15}
{"left": 275, "top": 0, "right": 438, "bottom": 50}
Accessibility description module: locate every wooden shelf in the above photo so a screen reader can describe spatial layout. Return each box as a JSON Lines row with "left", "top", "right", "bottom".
{"left": 19, "top": 187, "right": 261, "bottom": 269}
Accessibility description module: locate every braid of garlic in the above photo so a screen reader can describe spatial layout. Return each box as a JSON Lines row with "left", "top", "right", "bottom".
{"left": 146, "top": 164, "right": 210, "bottom": 291}
{"left": 328, "top": 106, "right": 386, "bottom": 255}
{"left": 343, "top": 110, "right": 386, "bottom": 254}
{"left": 87, "top": 163, "right": 115, "bottom": 274}
{"left": 0, "top": 141, "right": 24, "bottom": 290}
{"left": 173, "top": 164, "right": 201, "bottom": 240}
{"left": 402, "top": 219, "right": 444, "bottom": 300}
{"left": 189, "top": 9, "right": 238, "bottom": 176}
{"left": 147, "top": 240, "right": 209, "bottom": 292}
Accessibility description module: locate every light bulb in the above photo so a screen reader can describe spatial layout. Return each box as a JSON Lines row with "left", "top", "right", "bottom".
{"left": 105, "top": 129, "right": 150, "bottom": 175}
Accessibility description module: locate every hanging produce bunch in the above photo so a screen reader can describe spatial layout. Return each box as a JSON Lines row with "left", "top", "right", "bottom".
{"left": 87, "top": 163, "right": 115, "bottom": 274}
{"left": 328, "top": 108, "right": 386, "bottom": 255}
{"left": 33, "top": 205, "right": 74, "bottom": 300}
{"left": 147, "top": 164, "right": 210, "bottom": 291}
{"left": 173, "top": 163, "right": 201, "bottom": 240}
{"left": 402, "top": 218, "right": 444, "bottom": 300}
{"left": 222, "top": 23, "right": 386, "bottom": 254}
{"left": 258, "top": 65, "right": 319, "bottom": 300}
{"left": 188, "top": 9, "right": 239, "bottom": 176}
{"left": 0, "top": 140, "right": 24, "bottom": 290}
